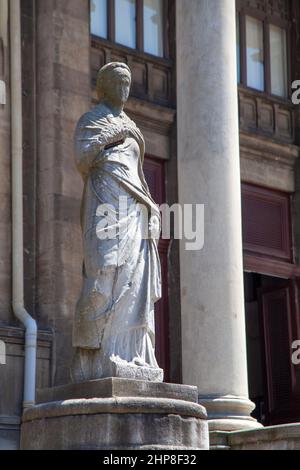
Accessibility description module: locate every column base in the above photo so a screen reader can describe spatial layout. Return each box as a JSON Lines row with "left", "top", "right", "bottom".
{"left": 199, "top": 395, "right": 263, "bottom": 432}
{"left": 21, "top": 378, "right": 209, "bottom": 450}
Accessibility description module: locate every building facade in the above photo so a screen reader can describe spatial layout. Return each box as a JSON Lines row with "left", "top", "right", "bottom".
{"left": 1, "top": 0, "right": 300, "bottom": 449}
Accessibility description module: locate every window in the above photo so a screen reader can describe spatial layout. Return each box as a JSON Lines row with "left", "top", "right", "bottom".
{"left": 236, "top": 7, "right": 289, "bottom": 98}
{"left": 144, "top": 0, "right": 164, "bottom": 57}
{"left": 246, "top": 16, "right": 264, "bottom": 92}
{"left": 270, "top": 25, "right": 287, "bottom": 97}
{"left": 91, "top": 0, "right": 108, "bottom": 38}
{"left": 115, "top": 0, "right": 136, "bottom": 49}
{"left": 90, "top": 0, "right": 166, "bottom": 58}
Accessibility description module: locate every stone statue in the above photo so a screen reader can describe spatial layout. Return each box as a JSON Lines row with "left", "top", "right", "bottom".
{"left": 71, "top": 62, "right": 163, "bottom": 383}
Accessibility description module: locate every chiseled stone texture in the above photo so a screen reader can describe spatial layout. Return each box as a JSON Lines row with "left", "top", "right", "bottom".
{"left": 21, "top": 379, "right": 209, "bottom": 450}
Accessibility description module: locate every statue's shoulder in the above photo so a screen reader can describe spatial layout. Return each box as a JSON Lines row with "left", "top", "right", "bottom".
{"left": 76, "top": 104, "right": 110, "bottom": 130}
{"left": 122, "top": 111, "right": 138, "bottom": 130}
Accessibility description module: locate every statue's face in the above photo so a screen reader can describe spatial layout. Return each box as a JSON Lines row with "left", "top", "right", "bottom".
{"left": 104, "top": 74, "right": 131, "bottom": 105}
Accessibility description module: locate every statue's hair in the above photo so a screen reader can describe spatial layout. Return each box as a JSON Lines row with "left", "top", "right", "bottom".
{"left": 96, "top": 62, "right": 131, "bottom": 99}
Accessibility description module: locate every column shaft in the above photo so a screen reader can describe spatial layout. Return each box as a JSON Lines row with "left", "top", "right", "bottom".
{"left": 176, "top": 0, "right": 261, "bottom": 431}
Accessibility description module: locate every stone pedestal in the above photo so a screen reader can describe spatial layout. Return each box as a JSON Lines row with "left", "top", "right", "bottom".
{"left": 20, "top": 378, "right": 209, "bottom": 450}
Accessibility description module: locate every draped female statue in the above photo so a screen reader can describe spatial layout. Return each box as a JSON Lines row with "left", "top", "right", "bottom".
{"left": 71, "top": 62, "right": 163, "bottom": 382}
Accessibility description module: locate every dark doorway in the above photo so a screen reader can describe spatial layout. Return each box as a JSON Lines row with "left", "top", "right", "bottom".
{"left": 244, "top": 272, "right": 300, "bottom": 425}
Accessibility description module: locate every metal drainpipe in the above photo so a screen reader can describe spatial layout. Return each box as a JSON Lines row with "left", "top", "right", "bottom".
{"left": 10, "top": 0, "right": 37, "bottom": 409}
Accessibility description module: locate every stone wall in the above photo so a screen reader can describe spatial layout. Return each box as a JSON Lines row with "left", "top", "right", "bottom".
{"left": 34, "top": 0, "right": 91, "bottom": 384}
{"left": 0, "top": 0, "right": 12, "bottom": 325}
{"left": 0, "top": 326, "right": 53, "bottom": 449}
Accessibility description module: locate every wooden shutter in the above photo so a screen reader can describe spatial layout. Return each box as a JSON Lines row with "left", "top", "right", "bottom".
{"left": 259, "top": 281, "right": 300, "bottom": 424}
{"left": 143, "top": 156, "right": 170, "bottom": 380}
{"left": 242, "top": 184, "right": 292, "bottom": 262}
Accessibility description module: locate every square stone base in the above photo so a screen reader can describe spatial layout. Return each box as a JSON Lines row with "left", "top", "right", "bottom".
{"left": 36, "top": 377, "right": 198, "bottom": 403}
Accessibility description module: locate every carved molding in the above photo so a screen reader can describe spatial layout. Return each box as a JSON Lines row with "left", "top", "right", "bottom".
{"left": 242, "top": 0, "right": 289, "bottom": 20}
{"left": 0, "top": 325, "right": 53, "bottom": 349}
{"left": 239, "top": 87, "right": 296, "bottom": 144}
{"left": 240, "top": 130, "right": 299, "bottom": 192}
{"left": 240, "top": 130, "right": 300, "bottom": 165}
{"left": 0, "top": 415, "right": 21, "bottom": 426}
{"left": 125, "top": 97, "right": 175, "bottom": 135}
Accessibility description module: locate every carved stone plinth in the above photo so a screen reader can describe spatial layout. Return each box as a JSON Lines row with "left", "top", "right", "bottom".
{"left": 20, "top": 378, "right": 209, "bottom": 450}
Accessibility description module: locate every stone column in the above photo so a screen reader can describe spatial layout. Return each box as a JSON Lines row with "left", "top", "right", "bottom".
{"left": 176, "top": 0, "right": 261, "bottom": 431}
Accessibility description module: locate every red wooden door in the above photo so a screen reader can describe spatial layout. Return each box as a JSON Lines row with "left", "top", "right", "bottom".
{"left": 143, "top": 156, "right": 170, "bottom": 381}
{"left": 259, "top": 281, "right": 300, "bottom": 424}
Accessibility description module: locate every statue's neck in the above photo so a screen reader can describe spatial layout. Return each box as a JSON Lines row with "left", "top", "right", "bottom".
{"left": 101, "top": 100, "right": 124, "bottom": 117}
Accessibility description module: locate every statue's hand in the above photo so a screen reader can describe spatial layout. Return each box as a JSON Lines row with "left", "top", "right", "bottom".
{"left": 148, "top": 215, "right": 161, "bottom": 241}
{"left": 96, "top": 118, "right": 127, "bottom": 147}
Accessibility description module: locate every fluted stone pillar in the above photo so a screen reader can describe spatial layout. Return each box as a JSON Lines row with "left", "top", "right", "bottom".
{"left": 176, "top": 0, "right": 261, "bottom": 432}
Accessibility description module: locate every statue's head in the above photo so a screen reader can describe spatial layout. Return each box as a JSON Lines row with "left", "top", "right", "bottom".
{"left": 96, "top": 62, "right": 131, "bottom": 107}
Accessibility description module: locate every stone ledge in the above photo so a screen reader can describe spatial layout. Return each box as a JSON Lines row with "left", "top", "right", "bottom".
{"left": 23, "top": 396, "right": 207, "bottom": 423}
{"left": 229, "top": 423, "right": 300, "bottom": 450}
{"left": 210, "top": 424, "right": 300, "bottom": 450}
{"left": 0, "top": 415, "right": 20, "bottom": 427}
{"left": 0, "top": 324, "right": 53, "bottom": 345}
{"left": 36, "top": 377, "right": 199, "bottom": 404}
